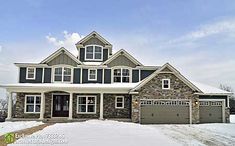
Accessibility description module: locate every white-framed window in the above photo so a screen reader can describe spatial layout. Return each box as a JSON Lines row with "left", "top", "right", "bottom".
{"left": 88, "top": 69, "right": 97, "bottom": 81}
{"left": 85, "top": 45, "right": 103, "bottom": 61}
{"left": 26, "top": 67, "right": 36, "bottom": 80}
{"left": 115, "top": 96, "right": 124, "bottom": 109}
{"left": 77, "top": 96, "right": 96, "bottom": 114}
{"left": 162, "top": 79, "right": 170, "bottom": 89}
{"left": 54, "top": 67, "right": 72, "bottom": 82}
{"left": 113, "top": 68, "right": 130, "bottom": 83}
{"left": 25, "top": 95, "right": 41, "bottom": 113}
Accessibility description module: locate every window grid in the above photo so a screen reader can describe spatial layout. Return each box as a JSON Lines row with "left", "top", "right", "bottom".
{"left": 85, "top": 45, "right": 103, "bottom": 61}
{"left": 25, "top": 95, "right": 41, "bottom": 113}
{"left": 26, "top": 67, "right": 36, "bottom": 80}
{"left": 113, "top": 68, "right": 130, "bottom": 83}
{"left": 77, "top": 96, "right": 96, "bottom": 114}
{"left": 54, "top": 67, "right": 72, "bottom": 82}
{"left": 115, "top": 96, "right": 124, "bottom": 109}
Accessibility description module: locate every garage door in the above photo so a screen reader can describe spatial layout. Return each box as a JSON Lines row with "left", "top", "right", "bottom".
{"left": 199, "top": 100, "right": 224, "bottom": 123}
{"left": 140, "top": 100, "right": 190, "bottom": 124}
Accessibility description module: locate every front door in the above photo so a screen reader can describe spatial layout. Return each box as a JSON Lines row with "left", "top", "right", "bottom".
{"left": 53, "top": 95, "right": 69, "bottom": 117}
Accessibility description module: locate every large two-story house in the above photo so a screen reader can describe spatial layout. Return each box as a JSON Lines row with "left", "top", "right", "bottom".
{"left": 1, "top": 31, "right": 232, "bottom": 124}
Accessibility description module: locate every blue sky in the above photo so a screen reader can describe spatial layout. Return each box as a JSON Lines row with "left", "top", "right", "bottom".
{"left": 0, "top": 0, "right": 235, "bottom": 98}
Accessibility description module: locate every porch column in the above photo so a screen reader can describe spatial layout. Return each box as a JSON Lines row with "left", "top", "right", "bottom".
{"left": 99, "top": 93, "right": 104, "bottom": 120}
{"left": 68, "top": 92, "right": 73, "bottom": 120}
{"left": 6, "top": 92, "right": 13, "bottom": 120}
{"left": 39, "top": 92, "right": 45, "bottom": 120}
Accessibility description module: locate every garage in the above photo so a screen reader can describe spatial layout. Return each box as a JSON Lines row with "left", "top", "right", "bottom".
{"left": 140, "top": 99, "right": 191, "bottom": 124}
{"left": 199, "top": 100, "right": 225, "bottom": 123}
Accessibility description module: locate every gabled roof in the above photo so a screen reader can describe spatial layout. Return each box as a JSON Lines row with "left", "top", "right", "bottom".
{"left": 76, "top": 31, "right": 112, "bottom": 46}
{"left": 102, "top": 49, "right": 143, "bottom": 66}
{"left": 40, "top": 47, "right": 83, "bottom": 65}
{"left": 131, "top": 63, "right": 202, "bottom": 92}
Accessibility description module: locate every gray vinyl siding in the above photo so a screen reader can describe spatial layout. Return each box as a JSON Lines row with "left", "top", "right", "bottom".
{"left": 107, "top": 55, "right": 137, "bottom": 68}
{"left": 73, "top": 68, "right": 81, "bottom": 84}
{"left": 79, "top": 48, "right": 85, "bottom": 62}
{"left": 140, "top": 70, "right": 155, "bottom": 80}
{"left": 83, "top": 37, "right": 105, "bottom": 47}
{"left": 44, "top": 68, "right": 51, "bottom": 83}
{"left": 199, "top": 95, "right": 228, "bottom": 107}
{"left": 19, "top": 67, "right": 43, "bottom": 83}
{"left": 104, "top": 69, "right": 111, "bottom": 83}
{"left": 132, "top": 69, "right": 139, "bottom": 83}
{"left": 47, "top": 53, "right": 78, "bottom": 67}
{"left": 82, "top": 69, "right": 102, "bottom": 83}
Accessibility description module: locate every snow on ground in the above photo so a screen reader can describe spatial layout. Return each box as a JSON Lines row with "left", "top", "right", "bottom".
{"left": 0, "top": 121, "right": 43, "bottom": 136}
{"left": 10, "top": 120, "right": 180, "bottom": 146}
{"left": 9, "top": 115, "right": 235, "bottom": 146}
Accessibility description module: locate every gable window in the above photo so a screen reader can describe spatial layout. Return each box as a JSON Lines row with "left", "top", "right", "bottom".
{"left": 77, "top": 96, "right": 96, "bottom": 114}
{"left": 162, "top": 79, "right": 170, "bottom": 89}
{"left": 26, "top": 67, "right": 36, "bottom": 80}
{"left": 115, "top": 96, "right": 124, "bottom": 108}
{"left": 113, "top": 68, "right": 130, "bottom": 83}
{"left": 85, "top": 45, "right": 103, "bottom": 61}
{"left": 25, "top": 95, "right": 41, "bottom": 113}
{"left": 54, "top": 67, "right": 72, "bottom": 82}
{"left": 88, "top": 69, "right": 97, "bottom": 81}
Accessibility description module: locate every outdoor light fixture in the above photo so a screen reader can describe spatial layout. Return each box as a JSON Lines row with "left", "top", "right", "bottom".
{"left": 135, "top": 99, "right": 138, "bottom": 104}
{"left": 195, "top": 101, "right": 199, "bottom": 105}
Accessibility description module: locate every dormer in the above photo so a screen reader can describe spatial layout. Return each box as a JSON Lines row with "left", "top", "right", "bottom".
{"left": 76, "top": 31, "right": 112, "bottom": 63}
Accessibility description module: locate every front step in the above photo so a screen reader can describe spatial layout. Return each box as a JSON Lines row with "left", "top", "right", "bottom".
{"left": 43, "top": 118, "right": 87, "bottom": 123}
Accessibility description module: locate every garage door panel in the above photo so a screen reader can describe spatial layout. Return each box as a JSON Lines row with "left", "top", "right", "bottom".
{"left": 199, "top": 101, "right": 223, "bottom": 123}
{"left": 140, "top": 100, "right": 190, "bottom": 124}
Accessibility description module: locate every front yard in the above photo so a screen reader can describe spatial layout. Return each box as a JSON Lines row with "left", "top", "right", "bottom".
{"left": 0, "top": 115, "right": 234, "bottom": 146}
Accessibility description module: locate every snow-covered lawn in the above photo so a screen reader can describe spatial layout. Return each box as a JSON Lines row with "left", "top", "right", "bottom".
{"left": 8, "top": 115, "right": 235, "bottom": 146}
{"left": 0, "top": 121, "right": 43, "bottom": 136}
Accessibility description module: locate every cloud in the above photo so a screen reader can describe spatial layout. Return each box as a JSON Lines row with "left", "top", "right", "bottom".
{"left": 0, "top": 45, "right": 2, "bottom": 52}
{"left": 166, "top": 19, "right": 235, "bottom": 46}
{"left": 46, "top": 31, "right": 83, "bottom": 55}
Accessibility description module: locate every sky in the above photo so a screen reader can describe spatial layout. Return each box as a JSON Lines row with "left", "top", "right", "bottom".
{"left": 0, "top": 0, "right": 235, "bottom": 98}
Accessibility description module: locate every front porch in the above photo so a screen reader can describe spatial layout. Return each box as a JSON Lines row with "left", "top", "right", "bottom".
{"left": 6, "top": 91, "right": 132, "bottom": 122}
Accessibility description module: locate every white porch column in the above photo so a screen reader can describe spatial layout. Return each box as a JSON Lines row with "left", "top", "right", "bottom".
{"left": 99, "top": 93, "right": 104, "bottom": 120}
{"left": 6, "top": 92, "right": 13, "bottom": 120}
{"left": 39, "top": 92, "right": 45, "bottom": 120}
{"left": 68, "top": 92, "right": 73, "bottom": 120}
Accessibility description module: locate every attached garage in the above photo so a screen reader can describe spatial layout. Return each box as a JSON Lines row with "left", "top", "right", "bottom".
{"left": 140, "top": 99, "right": 191, "bottom": 124}
{"left": 199, "top": 99, "right": 225, "bottom": 123}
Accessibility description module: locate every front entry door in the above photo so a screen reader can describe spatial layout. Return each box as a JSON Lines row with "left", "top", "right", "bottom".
{"left": 53, "top": 95, "right": 69, "bottom": 117}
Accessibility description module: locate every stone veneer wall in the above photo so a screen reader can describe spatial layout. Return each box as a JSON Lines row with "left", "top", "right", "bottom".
{"left": 103, "top": 94, "right": 131, "bottom": 119}
{"left": 15, "top": 93, "right": 40, "bottom": 118}
{"left": 132, "top": 73, "right": 200, "bottom": 123}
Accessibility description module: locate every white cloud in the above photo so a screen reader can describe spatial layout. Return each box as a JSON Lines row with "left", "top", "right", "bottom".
{"left": 0, "top": 45, "right": 2, "bottom": 52}
{"left": 166, "top": 19, "right": 235, "bottom": 45}
{"left": 46, "top": 31, "right": 83, "bottom": 55}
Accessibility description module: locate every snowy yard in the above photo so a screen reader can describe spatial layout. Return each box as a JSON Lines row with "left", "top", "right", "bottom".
{"left": 0, "top": 121, "right": 43, "bottom": 136}
{"left": 6, "top": 115, "right": 235, "bottom": 146}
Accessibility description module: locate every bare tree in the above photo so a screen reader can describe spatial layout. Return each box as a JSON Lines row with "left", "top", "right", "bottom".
{"left": 219, "top": 84, "right": 234, "bottom": 93}
{"left": 0, "top": 98, "right": 7, "bottom": 110}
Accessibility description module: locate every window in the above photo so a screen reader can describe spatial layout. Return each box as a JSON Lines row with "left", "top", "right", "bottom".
{"left": 162, "top": 79, "right": 170, "bottom": 89}
{"left": 26, "top": 67, "right": 36, "bottom": 80}
{"left": 54, "top": 67, "right": 72, "bottom": 82}
{"left": 113, "top": 68, "right": 130, "bottom": 83}
{"left": 25, "top": 95, "right": 41, "bottom": 113}
{"left": 77, "top": 96, "right": 96, "bottom": 114}
{"left": 85, "top": 45, "right": 103, "bottom": 61}
{"left": 115, "top": 96, "right": 124, "bottom": 108}
{"left": 88, "top": 69, "right": 97, "bottom": 81}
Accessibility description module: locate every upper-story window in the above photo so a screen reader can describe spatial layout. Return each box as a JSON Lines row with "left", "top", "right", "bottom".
{"left": 88, "top": 69, "right": 97, "bottom": 81}
{"left": 54, "top": 67, "right": 72, "bottom": 82}
{"left": 85, "top": 45, "right": 103, "bottom": 61}
{"left": 162, "top": 79, "right": 170, "bottom": 89}
{"left": 26, "top": 67, "right": 36, "bottom": 80}
{"left": 113, "top": 68, "right": 130, "bottom": 83}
